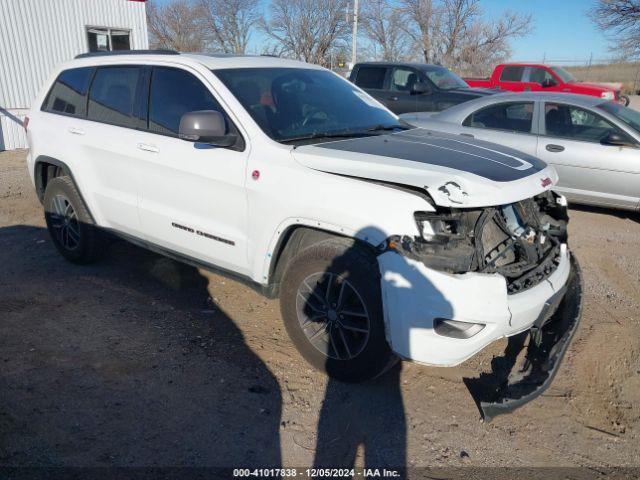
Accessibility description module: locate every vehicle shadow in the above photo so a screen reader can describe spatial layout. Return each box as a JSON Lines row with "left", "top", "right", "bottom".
{"left": 569, "top": 203, "right": 640, "bottom": 223}
{"left": 305, "top": 228, "right": 454, "bottom": 473}
{"left": 0, "top": 225, "right": 281, "bottom": 467}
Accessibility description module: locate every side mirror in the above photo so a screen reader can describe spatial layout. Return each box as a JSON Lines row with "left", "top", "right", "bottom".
{"left": 411, "top": 82, "right": 432, "bottom": 95}
{"left": 541, "top": 78, "right": 556, "bottom": 88}
{"left": 179, "top": 110, "right": 237, "bottom": 147}
{"left": 601, "top": 131, "right": 634, "bottom": 147}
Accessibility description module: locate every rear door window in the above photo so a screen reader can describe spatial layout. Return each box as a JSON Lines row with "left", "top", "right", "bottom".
{"left": 354, "top": 67, "right": 387, "bottom": 89}
{"left": 499, "top": 66, "right": 525, "bottom": 82}
{"left": 87, "top": 66, "right": 144, "bottom": 129}
{"left": 463, "top": 102, "right": 534, "bottom": 133}
{"left": 148, "top": 67, "right": 228, "bottom": 137}
{"left": 42, "top": 67, "right": 95, "bottom": 118}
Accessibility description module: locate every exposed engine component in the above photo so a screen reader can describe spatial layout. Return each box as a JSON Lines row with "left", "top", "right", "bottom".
{"left": 388, "top": 191, "right": 568, "bottom": 294}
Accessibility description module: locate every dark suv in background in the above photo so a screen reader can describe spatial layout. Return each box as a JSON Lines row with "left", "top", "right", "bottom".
{"left": 349, "top": 62, "right": 495, "bottom": 114}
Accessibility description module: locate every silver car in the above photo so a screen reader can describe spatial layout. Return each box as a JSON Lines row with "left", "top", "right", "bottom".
{"left": 401, "top": 92, "right": 640, "bottom": 210}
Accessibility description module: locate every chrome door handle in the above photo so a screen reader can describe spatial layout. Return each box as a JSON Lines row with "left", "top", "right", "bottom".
{"left": 137, "top": 143, "right": 159, "bottom": 153}
{"left": 68, "top": 127, "right": 85, "bottom": 135}
{"left": 460, "top": 133, "right": 474, "bottom": 138}
{"left": 388, "top": 96, "right": 399, "bottom": 101}
{"left": 546, "top": 144, "right": 565, "bottom": 153}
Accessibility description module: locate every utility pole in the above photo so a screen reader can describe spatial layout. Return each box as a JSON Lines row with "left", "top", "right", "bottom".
{"left": 586, "top": 52, "right": 593, "bottom": 80}
{"left": 350, "top": 0, "right": 359, "bottom": 69}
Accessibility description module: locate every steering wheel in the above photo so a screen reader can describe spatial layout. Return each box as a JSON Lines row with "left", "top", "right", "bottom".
{"left": 302, "top": 109, "right": 329, "bottom": 127}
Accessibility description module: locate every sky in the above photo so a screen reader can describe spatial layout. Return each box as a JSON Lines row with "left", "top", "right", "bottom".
{"left": 482, "top": 0, "right": 611, "bottom": 64}
{"left": 153, "top": 0, "right": 613, "bottom": 64}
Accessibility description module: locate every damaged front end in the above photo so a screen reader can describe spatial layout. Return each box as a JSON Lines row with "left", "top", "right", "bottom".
{"left": 388, "top": 190, "right": 569, "bottom": 295}
{"left": 379, "top": 190, "right": 583, "bottom": 419}
{"left": 466, "top": 258, "right": 583, "bottom": 421}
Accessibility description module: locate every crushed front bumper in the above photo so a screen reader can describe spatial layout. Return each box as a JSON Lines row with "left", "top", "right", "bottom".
{"left": 378, "top": 244, "right": 572, "bottom": 366}
{"left": 378, "top": 246, "right": 583, "bottom": 419}
{"left": 469, "top": 258, "right": 582, "bottom": 421}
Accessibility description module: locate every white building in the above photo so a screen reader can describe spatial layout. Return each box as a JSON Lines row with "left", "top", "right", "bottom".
{"left": 0, "top": 0, "right": 149, "bottom": 150}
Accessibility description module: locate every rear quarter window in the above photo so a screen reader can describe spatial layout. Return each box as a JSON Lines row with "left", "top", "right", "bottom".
{"left": 354, "top": 67, "right": 387, "bottom": 89}
{"left": 42, "top": 67, "right": 95, "bottom": 118}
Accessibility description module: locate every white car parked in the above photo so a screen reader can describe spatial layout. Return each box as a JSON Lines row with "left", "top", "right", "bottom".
{"left": 26, "top": 51, "right": 582, "bottom": 418}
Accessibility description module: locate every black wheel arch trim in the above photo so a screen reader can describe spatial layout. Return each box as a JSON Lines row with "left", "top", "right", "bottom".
{"left": 34, "top": 155, "right": 96, "bottom": 223}
{"left": 266, "top": 225, "right": 378, "bottom": 299}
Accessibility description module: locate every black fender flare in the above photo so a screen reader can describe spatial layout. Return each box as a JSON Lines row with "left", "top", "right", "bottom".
{"left": 34, "top": 155, "right": 96, "bottom": 223}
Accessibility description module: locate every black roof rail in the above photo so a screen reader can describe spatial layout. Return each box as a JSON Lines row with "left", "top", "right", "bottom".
{"left": 75, "top": 49, "right": 179, "bottom": 59}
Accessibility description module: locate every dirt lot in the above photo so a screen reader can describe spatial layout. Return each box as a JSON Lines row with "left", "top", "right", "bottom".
{"left": 1, "top": 149, "right": 639, "bottom": 471}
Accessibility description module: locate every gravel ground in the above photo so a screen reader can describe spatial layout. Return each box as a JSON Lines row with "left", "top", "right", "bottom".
{"left": 0, "top": 149, "right": 639, "bottom": 472}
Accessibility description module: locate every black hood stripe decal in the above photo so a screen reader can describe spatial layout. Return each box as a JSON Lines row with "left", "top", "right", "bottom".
{"left": 314, "top": 130, "right": 546, "bottom": 182}
{"left": 388, "top": 136, "right": 533, "bottom": 171}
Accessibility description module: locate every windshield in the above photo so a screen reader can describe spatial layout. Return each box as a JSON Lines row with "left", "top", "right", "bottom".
{"left": 422, "top": 66, "right": 469, "bottom": 90}
{"left": 599, "top": 101, "right": 640, "bottom": 135}
{"left": 551, "top": 67, "right": 576, "bottom": 83}
{"left": 214, "top": 68, "right": 405, "bottom": 143}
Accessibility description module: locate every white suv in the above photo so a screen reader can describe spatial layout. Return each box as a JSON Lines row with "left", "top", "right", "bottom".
{"left": 26, "top": 51, "right": 582, "bottom": 417}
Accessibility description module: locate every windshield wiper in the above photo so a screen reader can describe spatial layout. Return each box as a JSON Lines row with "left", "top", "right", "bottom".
{"left": 281, "top": 123, "right": 411, "bottom": 145}
{"left": 364, "top": 123, "right": 411, "bottom": 132}
{"left": 280, "top": 130, "right": 378, "bottom": 144}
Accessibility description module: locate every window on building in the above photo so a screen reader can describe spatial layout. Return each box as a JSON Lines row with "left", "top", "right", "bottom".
{"left": 148, "top": 67, "right": 228, "bottom": 137}
{"left": 42, "top": 67, "right": 95, "bottom": 117}
{"left": 463, "top": 102, "right": 534, "bottom": 133}
{"left": 354, "top": 67, "right": 387, "bottom": 89}
{"left": 87, "top": 67, "right": 143, "bottom": 129}
{"left": 87, "top": 28, "right": 131, "bottom": 52}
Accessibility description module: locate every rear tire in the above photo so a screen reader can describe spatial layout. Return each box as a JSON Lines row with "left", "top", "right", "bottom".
{"left": 43, "top": 176, "right": 103, "bottom": 264}
{"left": 621, "top": 94, "right": 630, "bottom": 106}
{"left": 279, "top": 238, "right": 396, "bottom": 383}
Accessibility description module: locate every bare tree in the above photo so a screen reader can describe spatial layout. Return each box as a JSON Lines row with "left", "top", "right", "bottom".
{"left": 590, "top": 0, "right": 640, "bottom": 58}
{"left": 401, "top": 0, "right": 532, "bottom": 74}
{"left": 200, "top": 0, "right": 261, "bottom": 54}
{"left": 260, "top": 0, "right": 351, "bottom": 66}
{"left": 438, "top": 1, "right": 532, "bottom": 75}
{"left": 360, "top": 0, "right": 411, "bottom": 60}
{"left": 147, "top": 0, "right": 208, "bottom": 52}
{"left": 400, "top": 0, "right": 440, "bottom": 63}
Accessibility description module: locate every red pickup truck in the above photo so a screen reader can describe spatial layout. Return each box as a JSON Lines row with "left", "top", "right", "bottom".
{"left": 465, "top": 63, "right": 629, "bottom": 105}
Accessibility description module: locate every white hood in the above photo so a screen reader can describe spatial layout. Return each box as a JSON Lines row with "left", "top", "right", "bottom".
{"left": 293, "top": 129, "right": 558, "bottom": 208}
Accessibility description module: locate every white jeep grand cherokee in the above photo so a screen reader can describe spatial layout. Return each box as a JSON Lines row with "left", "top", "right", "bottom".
{"left": 26, "top": 51, "right": 582, "bottom": 417}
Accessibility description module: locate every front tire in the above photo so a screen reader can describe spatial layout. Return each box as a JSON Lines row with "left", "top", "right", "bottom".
{"left": 44, "top": 176, "right": 103, "bottom": 264}
{"left": 280, "top": 238, "right": 396, "bottom": 382}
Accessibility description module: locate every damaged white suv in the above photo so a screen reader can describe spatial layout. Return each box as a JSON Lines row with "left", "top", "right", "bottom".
{"left": 26, "top": 51, "right": 582, "bottom": 417}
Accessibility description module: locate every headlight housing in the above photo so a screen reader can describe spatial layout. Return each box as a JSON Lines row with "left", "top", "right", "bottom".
{"left": 414, "top": 211, "right": 465, "bottom": 243}
{"left": 601, "top": 91, "right": 615, "bottom": 100}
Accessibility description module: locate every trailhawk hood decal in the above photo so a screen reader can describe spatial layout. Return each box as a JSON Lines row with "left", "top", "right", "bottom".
{"left": 293, "top": 129, "right": 558, "bottom": 208}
